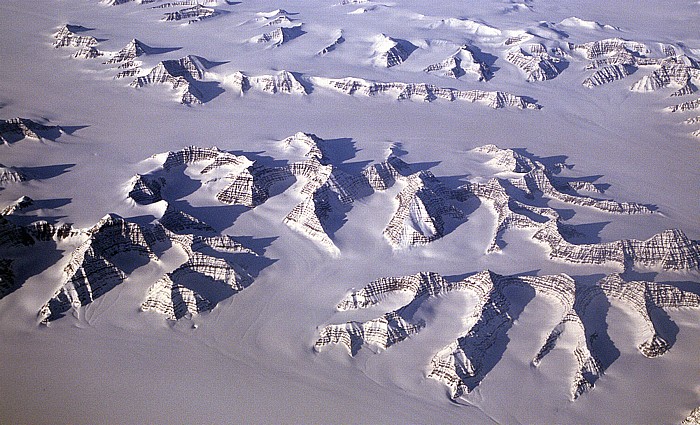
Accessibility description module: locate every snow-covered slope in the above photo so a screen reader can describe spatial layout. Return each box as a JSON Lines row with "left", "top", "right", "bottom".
{"left": 0, "top": 0, "right": 698, "bottom": 423}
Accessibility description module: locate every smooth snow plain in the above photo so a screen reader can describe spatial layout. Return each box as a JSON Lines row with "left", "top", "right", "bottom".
{"left": 0, "top": 0, "right": 699, "bottom": 423}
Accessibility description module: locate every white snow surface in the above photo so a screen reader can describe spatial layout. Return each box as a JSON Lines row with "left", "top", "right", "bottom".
{"left": 1, "top": 0, "right": 699, "bottom": 423}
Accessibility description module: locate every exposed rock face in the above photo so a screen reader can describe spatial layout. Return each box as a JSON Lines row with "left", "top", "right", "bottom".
{"left": 318, "top": 33, "right": 345, "bottom": 56}
{"left": 572, "top": 38, "right": 662, "bottom": 88}
{"left": 461, "top": 146, "right": 700, "bottom": 270}
{"left": 315, "top": 312, "right": 424, "bottom": 354}
{"left": 105, "top": 39, "right": 148, "bottom": 64}
{"left": 0, "top": 196, "right": 34, "bottom": 216}
{"left": 532, "top": 273, "right": 700, "bottom": 399}
{"left": 0, "top": 259, "right": 14, "bottom": 299}
{"left": 141, "top": 275, "right": 211, "bottom": 320}
{"left": 130, "top": 55, "right": 212, "bottom": 104}
{"left": 372, "top": 34, "right": 416, "bottom": 67}
{"left": 214, "top": 132, "right": 413, "bottom": 253}
{"left": 463, "top": 144, "right": 662, "bottom": 265}
{"left": 311, "top": 77, "right": 541, "bottom": 109}
{"left": 0, "top": 216, "right": 35, "bottom": 248}
{"left": 25, "top": 221, "right": 80, "bottom": 241}
{"left": 127, "top": 145, "right": 251, "bottom": 207}
{"left": 159, "top": 145, "right": 247, "bottom": 172}
{"left": 263, "top": 16, "right": 295, "bottom": 27}
{"left": 226, "top": 70, "right": 307, "bottom": 95}
{"left": 472, "top": 144, "right": 536, "bottom": 172}
{"left": 316, "top": 272, "right": 448, "bottom": 354}
{"left": 216, "top": 165, "right": 291, "bottom": 207}
{"left": 162, "top": 4, "right": 219, "bottom": 23}
{"left": 53, "top": 25, "right": 98, "bottom": 48}
{"left": 319, "top": 270, "right": 700, "bottom": 400}
{"left": 582, "top": 64, "right": 634, "bottom": 87}
{"left": 630, "top": 56, "right": 699, "bottom": 95}
{"left": 383, "top": 171, "right": 465, "bottom": 247}
{"left": 128, "top": 174, "right": 165, "bottom": 205}
{"left": 159, "top": 204, "right": 215, "bottom": 234}
{"left": 506, "top": 43, "right": 564, "bottom": 81}
{"left": 73, "top": 46, "right": 103, "bottom": 59}
{"left": 533, "top": 224, "right": 700, "bottom": 271}
{"left": 0, "top": 164, "right": 28, "bottom": 184}
{"left": 141, "top": 213, "right": 254, "bottom": 320}
{"left": 38, "top": 214, "right": 158, "bottom": 323}
{"left": 424, "top": 45, "right": 490, "bottom": 81}
{"left": 683, "top": 406, "right": 700, "bottom": 425}
{"left": 669, "top": 98, "right": 700, "bottom": 112}
{"left": 34, "top": 206, "right": 257, "bottom": 322}
{"left": 253, "top": 25, "right": 304, "bottom": 47}
{"left": 599, "top": 273, "right": 700, "bottom": 357}
{"left": 126, "top": 140, "right": 700, "bottom": 270}
{"left": 571, "top": 38, "right": 650, "bottom": 60}
{"left": 0, "top": 118, "right": 61, "bottom": 144}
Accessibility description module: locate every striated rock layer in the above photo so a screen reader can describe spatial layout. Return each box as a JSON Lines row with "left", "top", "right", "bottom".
{"left": 130, "top": 55, "right": 212, "bottom": 104}
{"left": 424, "top": 45, "right": 491, "bottom": 81}
{"left": 318, "top": 270, "right": 700, "bottom": 400}
{"left": 0, "top": 118, "right": 61, "bottom": 144}
{"left": 311, "top": 76, "right": 540, "bottom": 109}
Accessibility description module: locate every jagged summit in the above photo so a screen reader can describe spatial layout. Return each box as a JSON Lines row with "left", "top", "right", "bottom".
{"left": 318, "top": 270, "right": 700, "bottom": 400}
{"left": 214, "top": 133, "right": 413, "bottom": 253}
{"left": 130, "top": 55, "right": 218, "bottom": 104}
{"left": 53, "top": 24, "right": 98, "bottom": 48}
{"left": 162, "top": 4, "right": 219, "bottom": 23}
{"left": 0, "top": 118, "right": 61, "bottom": 144}
{"left": 0, "top": 164, "right": 28, "bottom": 184}
{"left": 0, "top": 196, "right": 34, "bottom": 216}
{"left": 684, "top": 407, "right": 700, "bottom": 425}
{"left": 424, "top": 45, "right": 491, "bottom": 81}
{"left": 383, "top": 170, "right": 465, "bottom": 247}
{"left": 127, "top": 145, "right": 251, "bottom": 206}
{"left": 225, "top": 70, "right": 307, "bottom": 95}
{"left": 35, "top": 208, "right": 259, "bottom": 323}
{"left": 572, "top": 38, "right": 650, "bottom": 60}
{"left": 318, "top": 32, "right": 345, "bottom": 56}
{"left": 506, "top": 43, "right": 565, "bottom": 82}
{"left": 669, "top": 97, "right": 700, "bottom": 112}
{"left": 105, "top": 39, "right": 149, "bottom": 64}
{"left": 38, "top": 214, "right": 157, "bottom": 323}
{"left": 120, "top": 139, "right": 700, "bottom": 275}
{"left": 371, "top": 34, "right": 416, "bottom": 67}
{"left": 252, "top": 25, "right": 304, "bottom": 47}
{"left": 630, "top": 56, "right": 699, "bottom": 95}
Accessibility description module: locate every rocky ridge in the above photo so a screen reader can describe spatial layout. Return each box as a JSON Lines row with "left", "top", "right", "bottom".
{"left": 0, "top": 118, "right": 61, "bottom": 144}
{"left": 371, "top": 34, "right": 416, "bottom": 68}
{"left": 53, "top": 24, "right": 98, "bottom": 49}
{"left": 162, "top": 4, "right": 219, "bottom": 23}
{"left": 253, "top": 25, "right": 304, "bottom": 47}
{"left": 130, "top": 55, "right": 215, "bottom": 104}
{"left": 424, "top": 45, "right": 491, "bottom": 81}
{"left": 317, "top": 270, "right": 700, "bottom": 400}
{"left": 0, "top": 164, "right": 28, "bottom": 184}
{"left": 226, "top": 70, "right": 307, "bottom": 95}
{"left": 127, "top": 140, "right": 700, "bottom": 271}
{"left": 311, "top": 76, "right": 540, "bottom": 109}
{"left": 506, "top": 43, "right": 565, "bottom": 81}
{"left": 37, "top": 208, "right": 258, "bottom": 322}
